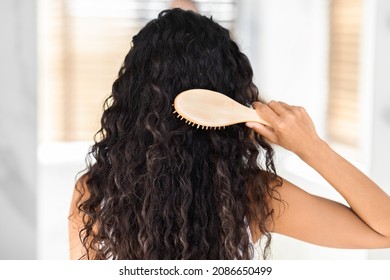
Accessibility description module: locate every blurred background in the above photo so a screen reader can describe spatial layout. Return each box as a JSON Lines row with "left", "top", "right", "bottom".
{"left": 1, "top": 0, "right": 390, "bottom": 259}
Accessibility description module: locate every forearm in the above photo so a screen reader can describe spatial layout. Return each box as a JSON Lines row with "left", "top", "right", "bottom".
{"left": 300, "top": 140, "right": 390, "bottom": 237}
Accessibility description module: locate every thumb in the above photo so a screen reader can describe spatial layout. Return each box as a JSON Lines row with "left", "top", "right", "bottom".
{"left": 246, "top": 122, "right": 277, "bottom": 143}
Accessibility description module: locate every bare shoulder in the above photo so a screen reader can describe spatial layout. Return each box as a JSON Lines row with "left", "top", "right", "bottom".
{"left": 69, "top": 174, "right": 89, "bottom": 216}
{"left": 267, "top": 178, "right": 314, "bottom": 232}
{"left": 68, "top": 174, "right": 90, "bottom": 259}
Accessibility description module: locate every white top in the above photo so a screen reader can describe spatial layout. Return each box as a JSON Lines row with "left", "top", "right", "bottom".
{"left": 247, "top": 226, "right": 264, "bottom": 260}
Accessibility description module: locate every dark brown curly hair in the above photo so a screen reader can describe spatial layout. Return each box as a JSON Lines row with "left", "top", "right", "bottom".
{"left": 74, "top": 8, "right": 281, "bottom": 260}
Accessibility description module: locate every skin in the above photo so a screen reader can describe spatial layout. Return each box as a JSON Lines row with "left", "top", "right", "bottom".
{"left": 68, "top": 176, "right": 90, "bottom": 260}
{"left": 169, "top": 0, "right": 198, "bottom": 12}
{"left": 246, "top": 101, "right": 390, "bottom": 248}
{"left": 68, "top": 101, "right": 390, "bottom": 259}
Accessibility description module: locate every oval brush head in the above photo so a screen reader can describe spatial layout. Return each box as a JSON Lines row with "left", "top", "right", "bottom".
{"left": 173, "top": 89, "right": 269, "bottom": 129}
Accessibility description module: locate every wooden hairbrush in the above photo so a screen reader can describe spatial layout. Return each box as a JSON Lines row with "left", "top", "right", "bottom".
{"left": 173, "top": 89, "right": 269, "bottom": 129}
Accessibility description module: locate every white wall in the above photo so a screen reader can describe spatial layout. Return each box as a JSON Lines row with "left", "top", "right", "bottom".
{"left": 0, "top": 0, "right": 37, "bottom": 259}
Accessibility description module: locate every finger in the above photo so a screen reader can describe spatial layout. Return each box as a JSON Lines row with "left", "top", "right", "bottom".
{"left": 280, "top": 103, "right": 307, "bottom": 117}
{"left": 246, "top": 122, "right": 278, "bottom": 143}
{"left": 279, "top": 101, "right": 303, "bottom": 113}
{"left": 252, "top": 102, "right": 280, "bottom": 127}
{"left": 268, "top": 100, "right": 290, "bottom": 116}
{"left": 278, "top": 101, "right": 291, "bottom": 108}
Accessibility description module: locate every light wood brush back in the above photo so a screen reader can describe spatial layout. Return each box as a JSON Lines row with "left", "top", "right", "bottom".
{"left": 173, "top": 89, "right": 269, "bottom": 129}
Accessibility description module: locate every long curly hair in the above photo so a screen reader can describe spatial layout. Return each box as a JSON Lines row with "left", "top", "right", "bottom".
{"left": 75, "top": 8, "right": 281, "bottom": 260}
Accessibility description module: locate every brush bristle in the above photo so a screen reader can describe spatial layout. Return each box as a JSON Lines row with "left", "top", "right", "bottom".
{"left": 172, "top": 106, "right": 226, "bottom": 130}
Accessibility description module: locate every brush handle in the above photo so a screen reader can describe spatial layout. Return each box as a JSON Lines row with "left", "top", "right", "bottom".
{"left": 232, "top": 104, "right": 270, "bottom": 126}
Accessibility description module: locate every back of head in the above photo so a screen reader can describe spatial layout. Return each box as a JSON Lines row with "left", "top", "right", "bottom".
{"left": 79, "top": 8, "right": 279, "bottom": 260}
